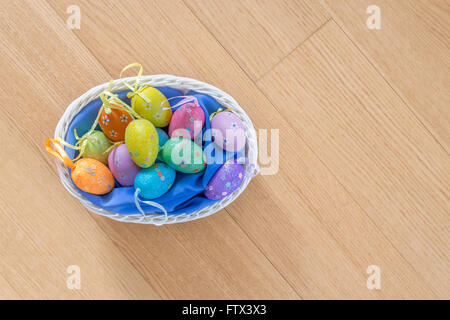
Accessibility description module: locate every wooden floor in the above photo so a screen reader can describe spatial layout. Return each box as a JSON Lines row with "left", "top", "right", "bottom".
{"left": 0, "top": 0, "right": 448, "bottom": 299}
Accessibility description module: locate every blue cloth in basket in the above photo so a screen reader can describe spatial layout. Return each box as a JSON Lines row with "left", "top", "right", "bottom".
{"left": 64, "top": 87, "right": 240, "bottom": 215}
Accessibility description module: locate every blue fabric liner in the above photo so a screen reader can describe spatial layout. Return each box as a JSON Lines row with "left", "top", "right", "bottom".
{"left": 65, "top": 87, "right": 241, "bottom": 215}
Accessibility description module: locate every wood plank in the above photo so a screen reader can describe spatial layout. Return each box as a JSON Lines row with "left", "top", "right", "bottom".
{"left": 258, "top": 20, "right": 450, "bottom": 298}
{"left": 185, "top": 0, "right": 330, "bottom": 80}
{"left": 48, "top": 0, "right": 440, "bottom": 298}
{"left": 0, "top": 0, "right": 297, "bottom": 299}
{"left": 322, "top": 0, "right": 450, "bottom": 151}
{"left": 0, "top": 0, "right": 160, "bottom": 299}
{"left": 0, "top": 274, "right": 20, "bottom": 299}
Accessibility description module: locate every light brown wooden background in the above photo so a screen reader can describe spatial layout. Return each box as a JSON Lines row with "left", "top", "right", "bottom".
{"left": 0, "top": 0, "right": 448, "bottom": 299}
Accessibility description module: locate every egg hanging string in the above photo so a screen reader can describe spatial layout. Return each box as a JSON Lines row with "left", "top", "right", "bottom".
{"left": 159, "top": 95, "right": 199, "bottom": 111}
{"left": 209, "top": 107, "right": 233, "bottom": 121}
{"left": 99, "top": 87, "right": 144, "bottom": 156}
{"left": 45, "top": 139, "right": 76, "bottom": 169}
{"left": 120, "top": 63, "right": 154, "bottom": 108}
{"left": 58, "top": 80, "right": 142, "bottom": 159}
{"left": 134, "top": 188, "right": 168, "bottom": 226}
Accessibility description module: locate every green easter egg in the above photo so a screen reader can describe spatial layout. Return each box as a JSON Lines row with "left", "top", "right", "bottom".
{"left": 125, "top": 119, "right": 159, "bottom": 168}
{"left": 161, "top": 137, "right": 206, "bottom": 173}
{"left": 82, "top": 130, "right": 112, "bottom": 164}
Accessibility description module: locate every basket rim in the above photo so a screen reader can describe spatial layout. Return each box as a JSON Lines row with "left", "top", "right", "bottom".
{"left": 54, "top": 74, "right": 258, "bottom": 225}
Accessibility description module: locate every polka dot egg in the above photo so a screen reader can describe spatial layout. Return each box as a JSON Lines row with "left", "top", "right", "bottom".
{"left": 108, "top": 144, "right": 140, "bottom": 187}
{"left": 169, "top": 102, "right": 205, "bottom": 139}
{"left": 134, "top": 162, "right": 176, "bottom": 200}
{"left": 82, "top": 130, "right": 112, "bottom": 165}
{"left": 125, "top": 119, "right": 159, "bottom": 168}
{"left": 204, "top": 159, "right": 245, "bottom": 200}
{"left": 211, "top": 111, "right": 246, "bottom": 152}
{"left": 161, "top": 137, "right": 206, "bottom": 174}
{"left": 72, "top": 158, "right": 115, "bottom": 195}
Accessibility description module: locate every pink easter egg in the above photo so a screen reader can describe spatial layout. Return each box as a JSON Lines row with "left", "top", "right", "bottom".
{"left": 108, "top": 144, "right": 141, "bottom": 187}
{"left": 211, "top": 111, "right": 246, "bottom": 152}
{"left": 168, "top": 102, "right": 205, "bottom": 140}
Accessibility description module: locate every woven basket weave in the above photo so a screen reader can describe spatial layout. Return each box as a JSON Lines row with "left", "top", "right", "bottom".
{"left": 54, "top": 75, "right": 258, "bottom": 225}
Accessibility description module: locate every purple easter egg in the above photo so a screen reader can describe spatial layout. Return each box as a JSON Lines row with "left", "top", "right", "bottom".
{"left": 204, "top": 159, "right": 245, "bottom": 200}
{"left": 108, "top": 144, "right": 141, "bottom": 187}
{"left": 169, "top": 102, "right": 205, "bottom": 139}
{"left": 211, "top": 111, "right": 246, "bottom": 152}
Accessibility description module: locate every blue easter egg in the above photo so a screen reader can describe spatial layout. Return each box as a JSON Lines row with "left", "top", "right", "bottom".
{"left": 156, "top": 128, "right": 169, "bottom": 146}
{"left": 156, "top": 128, "right": 169, "bottom": 161}
{"left": 134, "top": 162, "right": 176, "bottom": 199}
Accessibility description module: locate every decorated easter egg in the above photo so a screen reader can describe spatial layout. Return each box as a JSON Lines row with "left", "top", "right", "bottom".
{"left": 168, "top": 102, "right": 205, "bottom": 139}
{"left": 156, "top": 128, "right": 169, "bottom": 161}
{"left": 125, "top": 119, "right": 159, "bottom": 168}
{"left": 99, "top": 106, "right": 132, "bottom": 142}
{"left": 71, "top": 158, "right": 115, "bottom": 195}
{"left": 82, "top": 130, "right": 112, "bottom": 164}
{"left": 161, "top": 137, "right": 206, "bottom": 173}
{"left": 211, "top": 111, "right": 246, "bottom": 152}
{"left": 130, "top": 87, "right": 172, "bottom": 127}
{"left": 134, "top": 162, "right": 176, "bottom": 199}
{"left": 204, "top": 159, "right": 244, "bottom": 200}
{"left": 108, "top": 144, "right": 141, "bottom": 187}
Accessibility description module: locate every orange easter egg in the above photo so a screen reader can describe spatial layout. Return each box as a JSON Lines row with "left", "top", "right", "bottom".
{"left": 99, "top": 106, "right": 132, "bottom": 142}
{"left": 71, "top": 158, "right": 115, "bottom": 195}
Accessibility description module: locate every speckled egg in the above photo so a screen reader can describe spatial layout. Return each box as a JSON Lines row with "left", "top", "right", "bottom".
{"left": 134, "top": 162, "right": 176, "bottom": 199}
{"left": 204, "top": 159, "right": 245, "bottom": 200}
{"left": 71, "top": 158, "right": 115, "bottom": 195}
{"left": 211, "top": 111, "right": 246, "bottom": 152}
{"left": 130, "top": 87, "right": 172, "bottom": 127}
{"left": 161, "top": 137, "right": 206, "bottom": 173}
{"left": 156, "top": 128, "right": 169, "bottom": 161}
{"left": 108, "top": 144, "right": 141, "bottom": 187}
{"left": 99, "top": 106, "right": 132, "bottom": 142}
{"left": 125, "top": 119, "right": 159, "bottom": 168}
{"left": 82, "top": 130, "right": 112, "bottom": 165}
{"left": 169, "top": 102, "right": 205, "bottom": 139}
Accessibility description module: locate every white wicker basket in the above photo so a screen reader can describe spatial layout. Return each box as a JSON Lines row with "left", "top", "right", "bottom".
{"left": 54, "top": 75, "right": 258, "bottom": 225}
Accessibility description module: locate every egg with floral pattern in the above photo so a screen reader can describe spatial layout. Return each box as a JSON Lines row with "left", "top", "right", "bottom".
{"left": 169, "top": 101, "right": 205, "bottom": 139}
{"left": 130, "top": 87, "right": 172, "bottom": 127}
{"left": 211, "top": 111, "right": 246, "bottom": 152}
{"left": 204, "top": 159, "right": 244, "bottom": 200}
{"left": 99, "top": 106, "right": 132, "bottom": 142}
{"left": 161, "top": 137, "right": 206, "bottom": 173}
{"left": 108, "top": 144, "right": 141, "bottom": 187}
{"left": 82, "top": 130, "right": 112, "bottom": 165}
{"left": 125, "top": 119, "right": 159, "bottom": 168}
{"left": 134, "top": 162, "right": 176, "bottom": 199}
{"left": 71, "top": 158, "right": 115, "bottom": 195}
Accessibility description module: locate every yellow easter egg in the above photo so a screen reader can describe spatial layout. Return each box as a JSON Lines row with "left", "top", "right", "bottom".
{"left": 131, "top": 87, "right": 172, "bottom": 127}
{"left": 125, "top": 119, "right": 159, "bottom": 168}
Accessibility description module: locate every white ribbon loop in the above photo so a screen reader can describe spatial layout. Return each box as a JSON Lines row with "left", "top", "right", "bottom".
{"left": 134, "top": 188, "right": 168, "bottom": 226}
{"left": 160, "top": 95, "right": 199, "bottom": 111}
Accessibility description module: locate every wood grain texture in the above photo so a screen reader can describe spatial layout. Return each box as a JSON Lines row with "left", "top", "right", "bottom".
{"left": 184, "top": 0, "right": 330, "bottom": 80}
{"left": 47, "top": 0, "right": 447, "bottom": 299}
{"left": 45, "top": 0, "right": 412, "bottom": 299}
{"left": 322, "top": 0, "right": 450, "bottom": 151}
{"left": 0, "top": 0, "right": 159, "bottom": 299}
{"left": 258, "top": 20, "right": 450, "bottom": 298}
{"left": 0, "top": 0, "right": 297, "bottom": 300}
{"left": 0, "top": 0, "right": 448, "bottom": 299}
